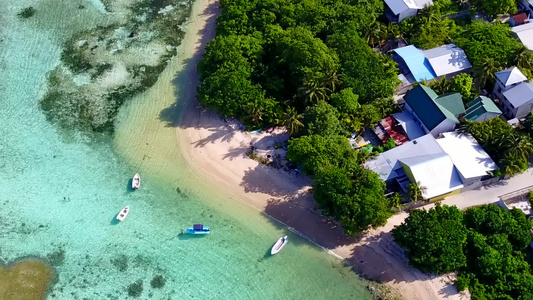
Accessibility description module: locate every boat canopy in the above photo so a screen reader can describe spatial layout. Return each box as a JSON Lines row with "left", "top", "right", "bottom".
{"left": 193, "top": 224, "right": 204, "bottom": 230}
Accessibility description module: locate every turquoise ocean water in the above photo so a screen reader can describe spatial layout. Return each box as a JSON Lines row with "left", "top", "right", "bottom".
{"left": 0, "top": 0, "right": 373, "bottom": 299}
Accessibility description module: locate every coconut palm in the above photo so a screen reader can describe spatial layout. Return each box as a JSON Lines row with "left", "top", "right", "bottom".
{"left": 473, "top": 57, "right": 501, "bottom": 89}
{"left": 407, "top": 181, "right": 427, "bottom": 201}
{"left": 243, "top": 100, "right": 265, "bottom": 127}
{"left": 323, "top": 70, "right": 342, "bottom": 94}
{"left": 299, "top": 75, "right": 330, "bottom": 105}
{"left": 281, "top": 107, "right": 303, "bottom": 136}
{"left": 508, "top": 134, "right": 533, "bottom": 161}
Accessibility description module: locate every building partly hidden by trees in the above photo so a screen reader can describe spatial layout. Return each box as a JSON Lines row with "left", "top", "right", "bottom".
{"left": 197, "top": 0, "right": 402, "bottom": 233}
{"left": 393, "top": 203, "right": 533, "bottom": 300}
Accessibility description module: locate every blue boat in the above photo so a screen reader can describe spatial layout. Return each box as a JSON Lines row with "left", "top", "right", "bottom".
{"left": 186, "top": 224, "right": 210, "bottom": 234}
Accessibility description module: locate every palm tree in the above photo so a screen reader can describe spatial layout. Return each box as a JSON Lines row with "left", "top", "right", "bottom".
{"left": 323, "top": 70, "right": 342, "bottom": 94}
{"left": 243, "top": 100, "right": 264, "bottom": 127}
{"left": 407, "top": 181, "right": 427, "bottom": 202}
{"left": 299, "top": 75, "right": 330, "bottom": 105}
{"left": 508, "top": 134, "right": 533, "bottom": 161}
{"left": 281, "top": 107, "right": 303, "bottom": 136}
{"left": 365, "top": 21, "right": 384, "bottom": 47}
{"left": 473, "top": 57, "right": 501, "bottom": 89}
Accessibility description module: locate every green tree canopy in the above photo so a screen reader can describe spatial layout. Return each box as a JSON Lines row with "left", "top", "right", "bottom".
{"left": 301, "top": 101, "right": 344, "bottom": 137}
{"left": 327, "top": 22, "right": 399, "bottom": 103}
{"left": 392, "top": 203, "right": 467, "bottom": 273}
{"left": 454, "top": 21, "right": 523, "bottom": 85}
{"left": 394, "top": 204, "right": 533, "bottom": 300}
{"left": 313, "top": 164, "right": 389, "bottom": 234}
{"left": 462, "top": 118, "right": 533, "bottom": 175}
{"left": 472, "top": 0, "right": 517, "bottom": 17}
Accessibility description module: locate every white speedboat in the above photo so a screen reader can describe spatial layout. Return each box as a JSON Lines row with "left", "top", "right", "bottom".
{"left": 116, "top": 206, "right": 130, "bottom": 222}
{"left": 271, "top": 236, "right": 288, "bottom": 255}
{"left": 132, "top": 173, "right": 141, "bottom": 189}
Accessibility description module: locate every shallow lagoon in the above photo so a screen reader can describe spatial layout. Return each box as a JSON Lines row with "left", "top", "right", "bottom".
{"left": 0, "top": 0, "right": 374, "bottom": 299}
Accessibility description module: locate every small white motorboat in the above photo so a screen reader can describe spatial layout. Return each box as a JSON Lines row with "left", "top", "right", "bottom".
{"left": 132, "top": 173, "right": 141, "bottom": 189}
{"left": 116, "top": 206, "right": 130, "bottom": 222}
{"left": 271, "top": 236, "right": 288, "bottom": 255}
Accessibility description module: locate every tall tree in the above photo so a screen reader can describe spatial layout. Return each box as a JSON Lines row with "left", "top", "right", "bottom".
{"left": 281, "top": 107, "right": 303, "bottom": 136}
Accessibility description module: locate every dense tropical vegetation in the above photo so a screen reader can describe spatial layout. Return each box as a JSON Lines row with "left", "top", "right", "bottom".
{"left": 393, "top": 204, "right": 533, "bottom": 300}
{"left": 462, "top": 118, "right": 533, "bottom": 176}
{"left": 198, "top": 0, "right": 401, "bottom": 233}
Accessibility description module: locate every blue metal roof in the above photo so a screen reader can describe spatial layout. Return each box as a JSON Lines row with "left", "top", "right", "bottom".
{"left": 394, "top": 45, "right": 436, "bottom": 82}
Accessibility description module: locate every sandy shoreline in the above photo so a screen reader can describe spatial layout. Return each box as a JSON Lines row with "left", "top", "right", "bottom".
{"left": 171, "top": 0, "right": 466, "bottom": 299}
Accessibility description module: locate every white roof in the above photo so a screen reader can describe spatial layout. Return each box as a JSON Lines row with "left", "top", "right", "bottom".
{"left": 495, "top": 67, "right": 527, "bottom": 87}
{"left": 422, "top": 44, "right": 472, "bottom": 77}
{"left": 365, "top": 134, "right": 443, "bottom": 181}
{"left": 384, "top": 0, "right": 409, "bottom": 15}
{"left": 384, "top": 0, "right": 432, "bottom": 14}
{"left": 392, "top": 111, "right": 425, "bottom": 140}
{"left": 436, "top": 132, "right": 498, "bottom": 180}
{"left": 512, "top": 22, "right": 533, "bottom": 50}
{"left": 503, "top": 81, "right": 533, "bottom": 108}
{"left": 400, "top": 153, "right": 463, "bottom": 199}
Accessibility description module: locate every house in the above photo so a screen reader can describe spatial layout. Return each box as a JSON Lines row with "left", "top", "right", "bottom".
{"left": 393, "top": 44, "right": 472, "bottom": 94}
{"left": 501, "top": 81, "right": 533, "bottom": 119}
{"left": 365, "top": 132, "right": 497, "bottom": 200}
{"left": 493, "top": 67, "right": 527, "bottom": 101}
{"left": 403, "top": 85, "right": 464, "bottom": 137}
{"left": 393, "top": 45, "right": 436, "bottom": 87}
{"left": 421, "top": 44, "right": 472, "bottom": 78}
{"left": 364, "top": 134, "right": 462, "bottom": 197}
{"left": 512, "top": 22, "right": 533, "bottom": 51}
{"left": 463, "top": 96, "right": 502, "bottom": 122}
{"left": 384, "top": 0, "right": 433, "bottom": 23}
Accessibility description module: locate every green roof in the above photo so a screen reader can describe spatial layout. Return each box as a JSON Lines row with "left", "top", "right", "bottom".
{"left": 434, "top": 93, "right": 465, "bottom": 116}
{"left": 464, "top": 96, "right": 502, "bottom": 121}
{"left": 404, "top": 85, "right": 463, "bottom": 131}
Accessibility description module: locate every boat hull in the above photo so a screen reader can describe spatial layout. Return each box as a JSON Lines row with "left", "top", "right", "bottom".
{"left": 271, "top": 236, "right": 288, "bottom": 255}
{"left": 186, "top": 226, "right": 210, "bottom": 234}
{"left": 116, "top": 206, "right": 130, "bottom": 222}
{"left": 132, "top": 173, "right": 141, "bottom": 189}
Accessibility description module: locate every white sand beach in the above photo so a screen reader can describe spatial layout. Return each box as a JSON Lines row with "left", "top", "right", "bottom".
{"left": 171, "top": 0, "right": 468, "bottom": 299}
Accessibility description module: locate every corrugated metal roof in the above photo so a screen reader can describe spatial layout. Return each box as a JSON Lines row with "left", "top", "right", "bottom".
{"left": 503, "top": 81, "right": 533, "bottom": 108}
{"left": 434, "top": 93, "right": 465, "bottom": 116}
{"left": 464, "top": 96, "right": 502, "bottom": 120}
{"left": 400, "top": 153, "right": 463, "bottom": 199}
{"left": 422, "top": 44, "right": 472, "bottom": 77}
{"left": 404, "top": 85, "right": 460, "bottom": 131}
{"left": 394, "top": 46, "right": 436, "bottom": 82}
{"left": 364, "top": 134, "right": 443, "bottom": 181}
